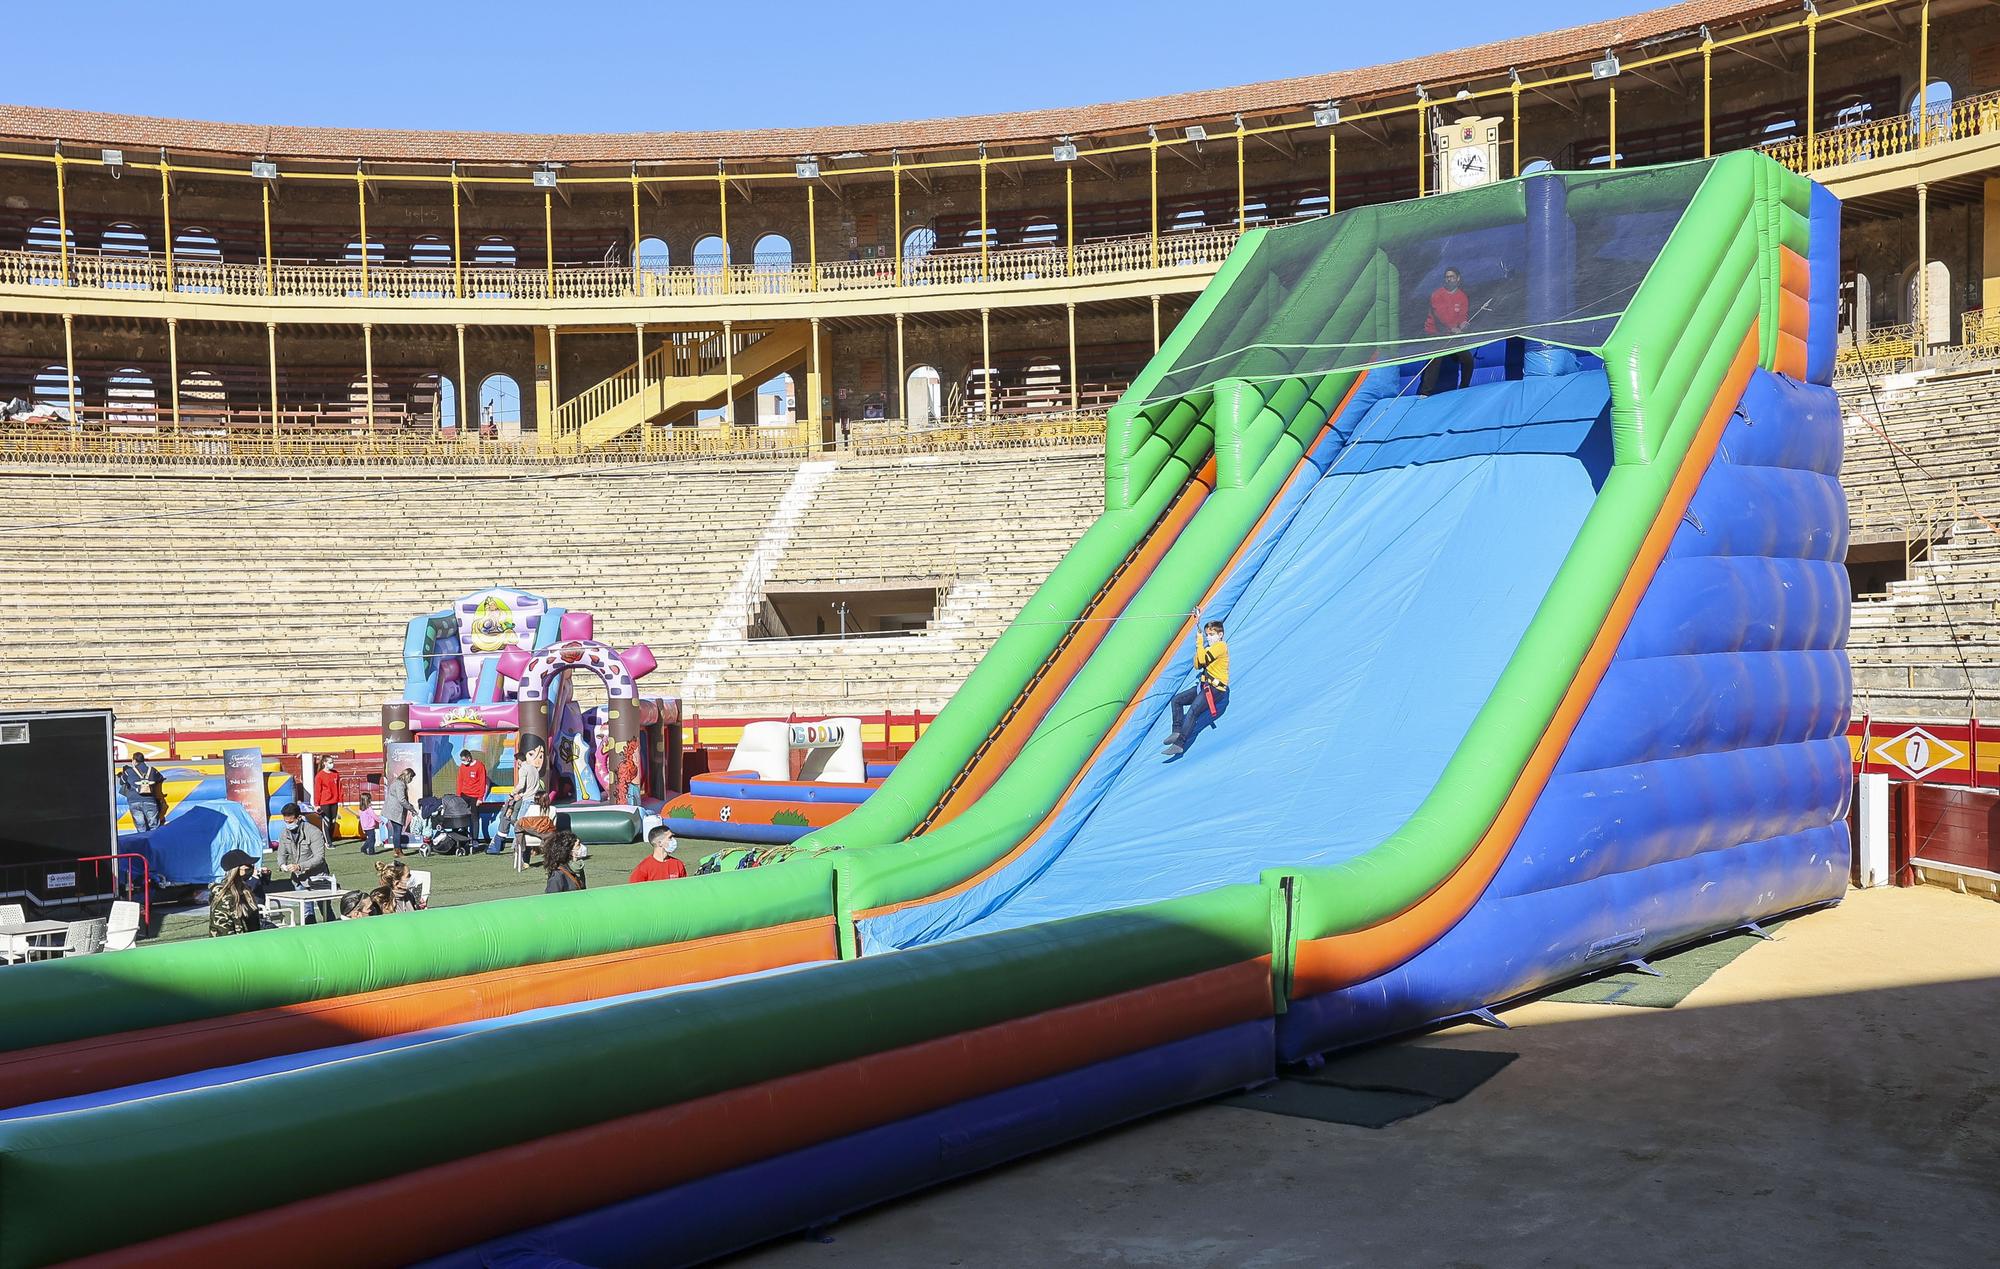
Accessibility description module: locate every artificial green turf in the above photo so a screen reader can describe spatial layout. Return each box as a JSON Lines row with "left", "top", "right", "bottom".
{"left": 1540, "top": 930, "right": 1767, "bottom": 1008}
{"left": 148, "top": 835, "right": 738, "bottom": 945}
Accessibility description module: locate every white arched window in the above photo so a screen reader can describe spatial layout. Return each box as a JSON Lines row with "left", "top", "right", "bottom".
{"left": 905, "top": 365, "right": 942, "bottom": 427}
{"left": 637, "top": 236, "right": 670, "bottom": 272}
{"left": 477, "top": 373, "right": 521, "bottom": 438}
{"left": 106, "top": 367, "right": 157, "bottom": 422}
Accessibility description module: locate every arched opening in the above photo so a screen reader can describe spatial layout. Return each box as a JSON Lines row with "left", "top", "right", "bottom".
{"left": 1522, "top": 158, "right": 1555, "bottom": 175}
{"left": 692, "top": 234, "right": 728, "bottom": 271}
{"left": 964, "top": 366, "right": 1000, "bottom": 418}
{"left": 1293, "top": 190, "right": 1330, "bottom": 220}
{"left": 173, "top": 228, "right": 223, "bottom": 292}
{"left": 905, "top": 365, "right": 942, "bottom": 427}
{"left": 1168, "top": 206, "right": 1208, "bottom": 233}
{"left": 1240, "top": 196, "right": 1270, "bottom": 227}
{"left": 24, "top": 218, "right": 71, "bottom": 284}
{"left": 343, "top": 239, "right": 387, "bottom": 265}
{"left": 105, "top": 367, "right": 157, "bottom": 423}
{"left": 752, "top": 233, "right": 793, "bottom": 270}
{"left": 347, "top": 375, "right": 389, "bottom": 426}
{"left": 478, "top": 372, "right": 521, "bottom": 440}
{"left": 410, "top": 235, "right": 452, "bottom": 270}
{"left": 902, "top": 226, "right": 937, "bottom": 262}
{"left": 1018, "top": 214, "right": 1061, "bottom": 247}
{"left": 473, "top": 236, "right": 516, "bottom": 298}
{"left": 637, "top": 236, "right": 670, "bottom": 273}
{"left": 33, "top": 364, "right": 78, "bottom": 413}
{"left": 1909, "top": 80, "right": 1954, "bottom": 137}
{"left": 1905, "top": 260, "right": 1950, "bottom": 346}
{"left": 413, "top": 373, "right": 457, "bottom": 431}
{"left": 179, "top": 369, "right": 227, "bottom": 428}
{"left": 1021, "top": 357, "right": 1064, "bottom": 412}
{"left": 756, "top": 373, "right": 795, "bottom": 426}
{"left": 957, "top": 225, "right": 997, "bottom": 254}
{"left": 100, "top": 223, "right": 148, "bottom": 255}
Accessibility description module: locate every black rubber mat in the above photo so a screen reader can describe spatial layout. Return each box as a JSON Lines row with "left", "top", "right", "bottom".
{"left": 1216, "top": 1080, "right": 1443, "bottom": 1129}
{"left": 1296, "top": 1044, "right": 1517, "bottom": 1102}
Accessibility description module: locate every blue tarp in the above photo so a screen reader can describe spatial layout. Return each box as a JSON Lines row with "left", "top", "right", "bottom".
{"left": 127, "top": 800, "right": 268, "bottom": 887}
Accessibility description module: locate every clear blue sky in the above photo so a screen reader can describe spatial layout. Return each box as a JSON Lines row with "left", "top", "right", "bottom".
{"left": 15, "top": 1, "right": 1644, "bottom": 134}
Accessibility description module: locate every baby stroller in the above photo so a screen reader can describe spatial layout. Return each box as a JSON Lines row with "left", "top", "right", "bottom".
{"left": 430, "top": 794, "right": 479, "bottom": 856}
{"left": 411, "top": 795, "right": 442, "bottom": 857}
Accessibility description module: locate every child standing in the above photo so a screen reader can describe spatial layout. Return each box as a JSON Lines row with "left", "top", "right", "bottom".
{"left": 357, "top": 793, "right": 380, "bottom": 855}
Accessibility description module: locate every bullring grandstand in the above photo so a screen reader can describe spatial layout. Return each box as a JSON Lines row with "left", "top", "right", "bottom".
{"left": 4, "top": 1, "right": 2000, "bottom": 1266}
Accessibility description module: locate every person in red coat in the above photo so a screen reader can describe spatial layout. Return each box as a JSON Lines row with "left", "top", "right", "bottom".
{"left": 313, "top": 756, "right": 342, "bottom": 842}
{"left": 456, "top": 751, "right": 491, "bottom": 847}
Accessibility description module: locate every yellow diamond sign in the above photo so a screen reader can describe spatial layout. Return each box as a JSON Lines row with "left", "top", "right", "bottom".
{"left": 1870, "top": 726, "right": 1965, "bottom": 780}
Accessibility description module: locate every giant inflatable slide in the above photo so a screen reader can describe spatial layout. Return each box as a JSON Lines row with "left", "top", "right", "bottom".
{"left": 0, "top": 153, "right": 1851, "bottom": 1268}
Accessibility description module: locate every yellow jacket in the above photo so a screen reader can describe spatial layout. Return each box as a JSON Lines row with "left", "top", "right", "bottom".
{"left": 1195, "top": 637, "right": 1229, "bottom": 690}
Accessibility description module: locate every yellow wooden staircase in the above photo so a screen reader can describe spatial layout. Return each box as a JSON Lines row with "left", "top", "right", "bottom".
{"left": 554, "top": 323, "right": 811, "bottom": 450}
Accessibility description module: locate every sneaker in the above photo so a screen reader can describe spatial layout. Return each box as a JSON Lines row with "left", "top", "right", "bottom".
{"left": 1162, "top": 740, "right": 1183, "bottom": 758}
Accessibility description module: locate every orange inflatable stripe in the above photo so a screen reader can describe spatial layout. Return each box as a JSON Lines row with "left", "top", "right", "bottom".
{"left": 929, "top": 454, "right": 1219, "bottom": 829}
{"left": 1779, "top": 245, "right": 1810, "bottom": 299}
{"left": 1291, "top": 330, "right": 1762, "bottom": 996}
{"left": 865, "top": 381, "right": 1363, "bottom": 921}
{"left": 0, "top": 917, "right": 834, "bottom": 1113}
{"left": 76, "top": 957, "right": 1274, "bottom": 1269}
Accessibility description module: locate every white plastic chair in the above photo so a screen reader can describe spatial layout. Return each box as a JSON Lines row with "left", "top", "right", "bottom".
{"left": 0, "top": 904, "right": 24, "bottom": 927}
{"left": 106, "top": 901, "right": 142, "bottom": 951}
{"left": 40, "top": 919, "right": 107, "bottom": 961}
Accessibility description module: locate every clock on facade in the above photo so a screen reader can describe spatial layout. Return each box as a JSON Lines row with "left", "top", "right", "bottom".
{"left": 1432, "top": 116, "right": 1503, "bottom": 192}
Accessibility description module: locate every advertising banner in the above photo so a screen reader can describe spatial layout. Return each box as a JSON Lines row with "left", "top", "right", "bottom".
{"left": 222, "top": 746, "right": 268, "bottom": 839}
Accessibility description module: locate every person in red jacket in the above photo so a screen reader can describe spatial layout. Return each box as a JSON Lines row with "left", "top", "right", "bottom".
{"left": 628, "top": 826, "right": 688, "bottom": 883}
{"left": 1418, "top": 266, "right": 1477, "bottom": 396}
{"left": 455, "top": 751, "right": 491, "bottom": 847}
{"left": 313, "top": 756, "right": 342, "bottom": 842}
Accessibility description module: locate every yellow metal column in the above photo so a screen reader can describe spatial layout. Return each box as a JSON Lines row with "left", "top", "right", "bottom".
{"left": 1510, "top": 82, "right": 1522, "bottom": 176}
{"left": 1416, "top": 98, "right": 1427, "bottom": 197}
{"left": 1151, "top": 295, "right": 1161, "bottom": 352}
{"left": 979, "top": 307, "right": 992, "bottom": 418}
{"left": 54, "top": 147, "right": 69, "bottom": 286}
{"left": 159, "top": 154, "right": 175, "bottom": 292}
{"left": 166, "top": 317, "right": 180, "bottom": 438}
{"left": 1148, "top": 129, "right": 1160, "bottom": 269}
{"left": 895, "top": 312, "right": 906, "bottom": 420}
{"left": 452, "top": 164, "right": 464, "bottom": 299}
{"left": 629, "top": 165, "right": 642, "bottom": 295}
{"left": 978, "top": 144, "right": 990, "bottom": 280}
{"left": 549, "top": 326, "right": 560, "bottom": 437}
{"left": 1806, "top": 9, "right": 1819, "bottom": 155}
{"left": 1608, "top": 84, "right": 1618, "bottom": 169}
{"left": 1235, "top": 116, "right": 1246, "bottom": 232}
{"left": 892, "top": 152, "right": 904, "bottom": 286}
{"left": 1328, "top": 127, "right": 1337, "bottom": 215}
{"left": 1702, "top": 35, "right": 1714, "bottom": 157}
{"left": 362, "top": 323, "right": 376, "bottom": 432}
{"left": 61, "top": 314, "right": 77, "bottom": 422}
{"left": 1912, "top": 1, "right": 1928, "bottom": 146}
{"left": 717, "top": 163, "right": 731, "bottom": 295}
{"left": 1065, "top": 166, "right": 1075, "bottom": 277}
{"left": 543, "top": 189, "right": 555, "bottom": 298}
{"left": 266, "top": 322, "right": 280, "bottom": 446}
{"left": 261, "top": 182, "right": 274, "bottom": 295}
{"left": 1066, "top": 302, "right": 1078, "bottom": 412}
{"left": 808, "top": 316, "right": 824, "bottom": 444}
{"left": 807, "top": 183, "right": 819, "bottom": 291}
{"left": 636, "top": 322, "right": 650, "bottom": 444}
{"left": 455, "top": 324, "right": 469, "bottom": 433}
{"left": 356, "top": 167, "right": 369, "bottom": 297}
{"left": 722, "top": 320, "right": 735, "bottom": 426}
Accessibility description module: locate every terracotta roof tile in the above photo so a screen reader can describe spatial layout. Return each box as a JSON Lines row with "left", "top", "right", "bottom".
{"left": 0, "top": 1, "right": 1790, "bottom": 166}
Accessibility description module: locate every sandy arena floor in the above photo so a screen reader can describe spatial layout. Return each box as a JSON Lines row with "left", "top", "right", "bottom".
{"left": 729, "top": 885, "right": 2000, "bottom": 1269}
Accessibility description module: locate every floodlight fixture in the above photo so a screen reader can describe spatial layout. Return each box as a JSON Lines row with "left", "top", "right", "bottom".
{"left": 1591, "top": 50, "right": 1621, "bottom": 80}
{"left": 101, "top": 148, "right": 123, "bottom": 169}
{"left": 1312, "top": 102, "right": 1340, "bottom": 127}
{"left": 1184, "top": 124, "right": 1208, "bottom": 142}
{"left": 794, "top": 156, "right": 820, "bottom": 179}
{"left": 1052, "top": 138, "right": 1078, "bottom": 163}
{"left": 1455, "top": 89, "right": 1472, "bottom": 102}
{"left": 251, "top": 160, "right": 279, "bottom": 180}
{"left": 532, "top": 166, "right": 558, "bottom": 189}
